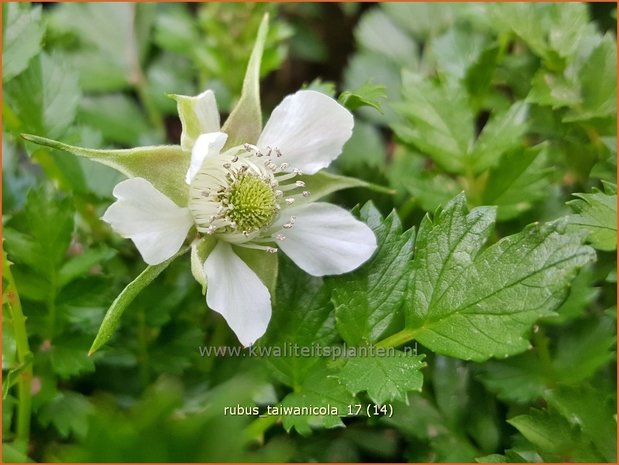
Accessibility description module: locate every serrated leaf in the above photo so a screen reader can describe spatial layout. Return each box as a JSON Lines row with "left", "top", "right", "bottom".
{"left": 221, "top": 14, "right": 269, "bottom": 148}
{"left": 38, "top": 391, "right": 93, "bottom": 438}
{"left": 566, "top": 184, "right": 617, "bottom": 251}
{"left": 338, "top": 81, "right": 387, "bottom": 113}
{"left": 431, "top": 27, "right": 486, "bottom": 79}
{"left": 477, "top": 316, "right": 615, "bottom": 403}
{"left": 404, "top": 193, "right": 595, "bottom": 361}
{"left": 89, "top": 246, "right": 189, "bottom": 355}
{"left": 393, "top": 72, "right": 474, "bottom": 174}
{"left": 261, "top": 257, "right": 336, "bottom": 388}
{"left": 564, "top": 34, "right": 617, "bottom": 122}
{"left": 508, "top": 409, "right": 604, "bottom": 462}
{"left": 335, "top": 351, "right": 425, "bottom": 404}
{"left": 2, "top": 3, "right": 43, "bottom": 83}
{"left": 280, "top": 362, "right": 355, "bottom": 435}
{"left": 546, "top": 385, "right": 617, "bottom": 462}
{"left": 21, "top": 135, "right": 189, "bottom": 206}
{"left": 5, "top": 188, "right": 74, "bottom": 278}
{"left": 470, "top": 101, "right": 528, "bottom": 173}
{"left": 332, "top": 203, "right": 415, "bottom": 345}
{"left": 50, "top": 335, "right": 95, "bottom": 379}
{"left": 482, "top": 144, "right": 552, "bottom": 221}
{"left": 4, "top": 53, "right": 80, "bottom": 139}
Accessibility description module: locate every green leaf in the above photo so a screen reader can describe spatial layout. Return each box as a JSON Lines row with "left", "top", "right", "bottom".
{"left": 2, "top": 3, "right": 43, "bottom": 83}
{"left": 477, "top": 316, "right": 615, "bottom": 403}
{"left": 336, "top": 121, "right": 386, "bottom": 174}
{"left": 4, "top": 53, "right": 80, "bottom": 139}
{"left": 20, "top": 135, "right": 189, "bottom": 206}
{"left": 546, "top": 385, "right": 617, "bottom": 462}
{"left": 404, "top": 193, "right": 595, "bottom": 361}
{"left": 393, "top": 72, "right": 474, "bottom": 174}
{"left": 338, "top": 81, "right": 387, "bottom": 113}
{"left": 47, "top": 3, "right": 145, "bottom": 92}
{"left": 508, "top": 409, "right": 604, "bottom": 462}
{"left": 566, "top": 183, "right": 617, "bottom": 251}
{"left": 470, "top": 101, "right": 528, "bottom": 172}
{"left": 50, "top": 335, "right": 95, "bottom": 379}
{"left": 564, "top": 34, "right": 617, "bottom": 122}
{"left": 2, "top": 442, "right": 33, "bottom": 463}
{"left": 58, "top": 247, "right": 116, "bottom": 288}
{"left": 482, "top": 144, "right": 552, "bottom": 221}
{"left": 335, "top": 351, "right": 425, "bottom": 404}
{"left": 354, "top": 8, "right": 417, "bottom": 65}
{"left": 78, "top": 94, "right": 159, "bottom": 146}
{"left": 430, "top": 27, "right": 486, "bottom": 79}
{"left": 280, "top": 362, "right": 355, "bottom": 435}
{"left": 261, "top": 257, "right": 336, "bottom": 388}
{"left": 4, "top": 189, "right": 74, "bottom": 278}
{"left": 38, "top": 391, "right": 93, "bottom": 438}
{"left": 221, "top": 14, "right": 269, "bottom": 148}
{"left": 332, "top": 203, "right": 415, "bottom": 345}
{"left": 89, "top": 246, "right": 190, "bottom": 355}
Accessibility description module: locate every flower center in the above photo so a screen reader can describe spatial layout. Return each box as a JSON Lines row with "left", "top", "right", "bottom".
{"left": 189, "top": 144, "right": 311, "bottom": 248}
{"left": 224, "top": 173, "right": 277, "bottom": 232}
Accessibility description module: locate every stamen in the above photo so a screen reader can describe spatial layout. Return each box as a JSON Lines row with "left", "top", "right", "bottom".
{"left": 275, "top": 234, "right": 286, "bottom": 241}
{"left": 285, "top": 198, "right": 295, "bottom": 205}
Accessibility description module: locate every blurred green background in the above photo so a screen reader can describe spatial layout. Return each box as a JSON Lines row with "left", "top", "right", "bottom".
{"left": 2, "top": 2, "right": 617, "bottom": 463}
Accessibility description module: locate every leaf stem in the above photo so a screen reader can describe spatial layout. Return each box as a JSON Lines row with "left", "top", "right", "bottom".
{"left": 375, "top": 328, "right": 417, "bottom": 348}
{"left": 2, "top": 247, "right": 33, "bottom": 451}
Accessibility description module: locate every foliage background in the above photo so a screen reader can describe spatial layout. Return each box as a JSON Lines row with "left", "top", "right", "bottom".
{"left": 2, "top": 2, "right": 617, "bottom": 463}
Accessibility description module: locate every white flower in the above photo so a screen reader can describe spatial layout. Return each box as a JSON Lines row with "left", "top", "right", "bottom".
{"left": 102, "top": 90, "right": 377, "bottom": 346}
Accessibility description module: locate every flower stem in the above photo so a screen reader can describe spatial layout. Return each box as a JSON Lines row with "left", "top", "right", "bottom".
{"left": 2, "top": 247, "right": 33, "bottom": 451}
{"left": 375, "top": 328, "right": 417, "bottom": 348}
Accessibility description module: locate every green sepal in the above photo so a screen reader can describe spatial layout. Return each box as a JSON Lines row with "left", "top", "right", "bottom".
{"left": 233, "top": 245, "right": 279, "bottom": 299}
{"left": 190, "top": 237, "right": 216, "bottom": 295}
{"left": 20, "top": 134, "right": 189, "bottom": 206}
{"left": 89, "top": 246, "right": 190, "bottom": 355}
{"left": 221, "top": 14, "right": 269, "bottom": 148}
{"left": 299, "top": 170, "right": 395, "bottom": 205}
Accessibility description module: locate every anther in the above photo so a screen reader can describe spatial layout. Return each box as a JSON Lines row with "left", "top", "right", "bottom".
{"left": 276, "top": 234, "right": 286, "bottom": 241}
{"left": 283, "top": 223, "right": 293, "bottom": 229}
{"left": 275, "top": 190, "right": 283, "bottom": 198}
{"left": 302, "top": 191, "right": 311, "bottom": 197}
{"left": 223, "top": 162, "right": 231, "bottom": 169}
{"left": 231, "top": 156, "right": 239, "bottom": 163}
{"left": 285, "top": 198, "right": 295, "bottom": 205}
{"left": 275, "top": 148, "right": 282, "bottom": 157}
{"left": 279, "top": 163, "right": 289, "bottom": 171}
{"left": 295, "top": 180, "right": 305, "bottom": 187}
{"left": 266, "top": 247, "right": 278, "bottom": 254}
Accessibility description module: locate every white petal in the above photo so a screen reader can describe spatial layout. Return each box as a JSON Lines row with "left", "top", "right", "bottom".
{"left": 277, "top": 202, "right": 377, "bottom": 276}
{"left": 175, "top": 89, "right": 221, "bottom": 152}
{"left": 204, "top": 242, "right": 271, "bottom": 347}
{"left": 185, "top": 132, "right": 228, "bottom": 184}
{"left": 102, "top": 178, "right": 193, "bottom": 265}
{"left": 257, "top": 90, "right": 354, "bottom": 174}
